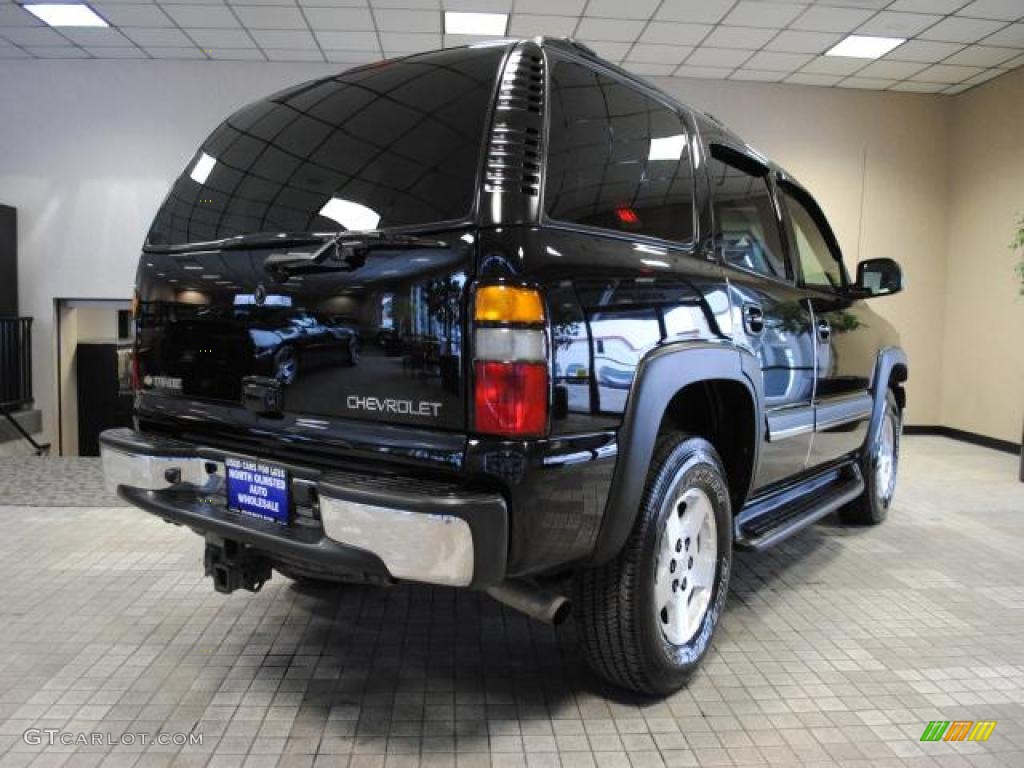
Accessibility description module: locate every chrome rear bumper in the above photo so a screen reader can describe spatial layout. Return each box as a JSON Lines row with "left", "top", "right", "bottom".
{"left": 99, "top": 428, "right": 506, "bottom": 588}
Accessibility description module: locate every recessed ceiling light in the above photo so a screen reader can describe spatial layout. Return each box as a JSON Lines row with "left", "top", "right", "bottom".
{"left": 23, "top": 3, "right": 108, "bottom": 27}
{"left": 444, "top": 11, "right": 508, "bottom": 36}
{"left": 826, "top": 35, "right": 905, "bottom": 59}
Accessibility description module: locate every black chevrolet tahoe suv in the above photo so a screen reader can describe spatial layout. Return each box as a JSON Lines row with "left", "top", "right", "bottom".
{"left": 101, "top": 38, "right": 908, "bottom": 695}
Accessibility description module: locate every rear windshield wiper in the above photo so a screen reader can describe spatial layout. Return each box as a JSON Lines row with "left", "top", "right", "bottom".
{"left": 263, "top": 231, "right": 448, "bottom": 276}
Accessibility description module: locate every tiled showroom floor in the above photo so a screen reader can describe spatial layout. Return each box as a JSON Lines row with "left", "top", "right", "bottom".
{"left": 0, "top": 436, "right": 1022, "bottom": 768}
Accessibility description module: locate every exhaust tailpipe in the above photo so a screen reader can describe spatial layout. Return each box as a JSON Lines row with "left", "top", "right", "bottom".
{"left": 486, "top": 581, "right": 571, "bottom": 625}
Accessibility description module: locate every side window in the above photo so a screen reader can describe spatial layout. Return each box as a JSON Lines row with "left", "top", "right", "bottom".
{"left": 545, "top": 61, "right": 695, "bottom": 244}
{"left": 707, "top": 147, "right": 788, "bottom": 280}
{"left": 782, "top": 188, "right": 845, "bottom": 290}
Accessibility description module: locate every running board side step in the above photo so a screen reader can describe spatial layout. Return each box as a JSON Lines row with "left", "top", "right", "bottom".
{"left": 735, "top": 463, "right": 864, "bottom": 551}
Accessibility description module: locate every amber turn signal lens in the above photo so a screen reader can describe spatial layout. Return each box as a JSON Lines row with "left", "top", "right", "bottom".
{"left": 474, "top": 285, "right": 545, "bottom": 324}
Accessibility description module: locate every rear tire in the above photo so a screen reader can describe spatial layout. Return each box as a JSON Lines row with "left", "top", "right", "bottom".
{"left": 840, "top": 390, "right": 901, "bottom": 525}
{"left": 575, "top": 434, "right": 732, "bottom": 695}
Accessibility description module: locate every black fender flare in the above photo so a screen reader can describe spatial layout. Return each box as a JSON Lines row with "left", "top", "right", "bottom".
{"left": 866, "top": 346, "right": 908, "bottom": 449}
{"left": 589, "top": 341, "right": 764, "bottom": 565}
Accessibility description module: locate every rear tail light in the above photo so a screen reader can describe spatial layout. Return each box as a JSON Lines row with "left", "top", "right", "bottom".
{"left": 472, "top": 285, "right": 548, "bottom": 438}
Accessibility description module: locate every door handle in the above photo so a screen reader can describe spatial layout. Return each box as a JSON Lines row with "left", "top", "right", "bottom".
{"left": 817, "top": 319, "right": 831, "bottom": 341}
{"left": 743, "top": 304, "right": 764, "bottom": 335}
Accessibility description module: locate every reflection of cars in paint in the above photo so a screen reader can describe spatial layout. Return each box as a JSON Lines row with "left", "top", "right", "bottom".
{"left": 251, "top": 313, "right": 359, "bottom": 384}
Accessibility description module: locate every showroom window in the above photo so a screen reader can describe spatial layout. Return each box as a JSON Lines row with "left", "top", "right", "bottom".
{"left": 782, "top": 186, "right": 846, "bottom": 290}
{"left": 708, "top": 147, "right": 789, "bottom": 281}
{"left": 544, "top": 61, "right": 696, "bottom": 244}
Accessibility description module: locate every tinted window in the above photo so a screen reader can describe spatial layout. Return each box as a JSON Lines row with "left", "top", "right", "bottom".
{"left": 708, "top": 149, "right": 787, "bottom": 280}
{"left": 545, "top": 61, "right": 695, "bottom": 244}
{"left": 148, "top": 47, "right": 504, "bottom": 247}
{"left": 783, "top": 188, "right": 844, "bottom": 290}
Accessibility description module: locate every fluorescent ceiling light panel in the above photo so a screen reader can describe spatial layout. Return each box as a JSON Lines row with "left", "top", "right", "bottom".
{"left": 444, "top": 11, "right": 508, "bottom": 36}
{"left": 826, "top": 35, "right": 905, "bottom": 59}
{"left": 648, "top": 134, "right": 687, "bottom": 161}
{"left": 23, "top": 3, "right": 108, "bottom": 27}
{"left": 319, "top": 198, "right": 381, "bottom": 231}
{"left": 189, "top": 152, "right": 216, "bottom": 184}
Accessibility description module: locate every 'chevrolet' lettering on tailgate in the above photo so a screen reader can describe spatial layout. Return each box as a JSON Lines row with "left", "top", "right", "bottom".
{"left": 346, "top": 395, "right": 442, "bottom": 418}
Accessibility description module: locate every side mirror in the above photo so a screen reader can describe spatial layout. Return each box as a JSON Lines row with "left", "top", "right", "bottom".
{"left": 854, "top": 258, "right": 903, "bottom": 297}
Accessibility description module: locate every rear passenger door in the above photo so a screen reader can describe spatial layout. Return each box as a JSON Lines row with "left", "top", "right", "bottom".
{"left": 778, "top": 181, "right": 873, "bottom": 467}
{"left": 705, "top": 145, "right": 816, "bottom": 490}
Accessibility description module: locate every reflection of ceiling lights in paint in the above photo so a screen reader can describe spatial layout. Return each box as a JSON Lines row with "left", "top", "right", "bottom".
{"left": 24, "top": 4, "right": 108, "bottom": 27}
{"left": 826, "top": 35, "right": 905, "bottom": 59}
{"left": 648, "top": 134, "right": 687, "bottom": 161}
{"left": 444, "top": 11, "right": 508, "bottom": 36}
{"left": 318, "top": 198, "right": 381, "bottom": 232}
{"left": 190, "top": 152, "right": 216, "bottom": 184}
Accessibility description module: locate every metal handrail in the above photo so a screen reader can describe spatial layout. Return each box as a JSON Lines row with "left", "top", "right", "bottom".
{"left": 0, "top": 317, "right": 33, "bottom": 411}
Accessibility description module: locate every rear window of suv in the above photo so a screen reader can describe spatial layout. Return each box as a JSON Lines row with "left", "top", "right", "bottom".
{"left": 147, "top": 46, "right": 505, "bottom": 247}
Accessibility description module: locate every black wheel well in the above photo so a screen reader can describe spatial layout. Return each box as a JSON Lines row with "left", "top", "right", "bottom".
{"left": 657, "top": 379, "right": 756, "bottom": 512}
{"left": 889, "top": 363, "right": 907, "bottom": 410}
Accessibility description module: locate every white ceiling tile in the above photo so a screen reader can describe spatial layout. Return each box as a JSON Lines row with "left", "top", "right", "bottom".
{"left": 0, "top": 26, "right": 68, "bottom": 45}
{"left": 943, "top": 44, "right": 1019, "bottom": 66}
{"left": 264, "top": 48, "right": 324, "bottom": 61}
{"left": 785, "top": 72, "right": 843, "bottom": 85}
{"left": 301, "top": 0, "right": 372, "bottom": 5}
{"left": 444, "top": 0, "right": 512, "bottom": 10}
{"left": 838, "top": 76, "right": 897, "bottom": 89}
{"left": 982, "top": 22, "right": 1024, "bottom": 46}
{"left": 380, "top": 30, "right": 440, "bottom": 50}
{"left": 206, "top": 47, "right": 265, "bottom": 59}
{"left": 808, "top": 0, "right": 886, "bottom": 7}
{"left": 855, "top": 59, "right": 927, "bottom": 78}
{"left": 576, "top": 17, "right": 644, "bottom": 42}
{"left": 59, "top": 27, "right": 132, "bottom": 46}
{"left": 888, "top": 0, "right": 965, "bottom": 12}
{"left": 324, "top": 49, "right": 380, "bottom": 63}
{"left": 999, "top": 51, "right": 1024, "bottom": 68}
{"left": 799, "top": 54, "right": 867, "bottom": 75}
{"left": 856, "top": 11, "right": 943, "bottom": 38}
{"left": 188, "top": 28, "right": 255, "bottom": 48}
{"left": 585, "top": 40, "right": 630, "bottom": 61}
{"left": 122, "top": 26, "right": 193, "bottom": 45}
{"left": 685, "top": 47, "right": 753, "bottom": 67}
{"left": 962, "top": 66, "right": 1007, "bottom": 84}
{"left": 702, "top": 26, "right": 777, "bottom": 49}
{"left": 957, "top": 0, "right": 1024, "bottom": 22}
{"left": 730, "top": 69, "right": 786, "bottom": 82}
{"left": 83, "top": 45, "right": 145, "bottom": 57}
{"left": 160, "top": 0, "right": 227, "bottom": 5}
{"left": 723, "top": 2, "right": 807, "bottom": 30}
{"left": 370, "top": 0, "right": 439, "bottom": 6}
{"left": 885, "top": 39, "right": 965, "bottom": 61}
{"left": 508, "top": 14, "right": 577, "bottom": 37}
{"left": 623, "top": 61, "right": 677, "bottom": 75}
{"left": 0, "top": 5, "right": 42, "bottom": 26}
{"left": 512, "top": 0, "right": 584, "bottom": 15}
{"left": 743, "top": 50, "right": 813, "bottom": 71}
{"left": 314, "top": 30, "right": 379, "bottom": 49}
{"left": 918, "top": 16, "right": 1005, "bottom": 43}
{"left": 374, "top": 8, "right": 439, "bottom": 32}
{"left": 585, "top": 0, "right": 660, "bottom": 20}
{"left": 889, "top": 80, "right": 947, "bottom": 92}
{"left": 911, "top": 62, "right": 985, "bottom": 82}
{"left": 764, "top": 29, "right": 841, "bottom": 53}
{"left": 91, "top": 4, "right": 173, "bottom": 27}
{"left": 143, "top": 45, "right": 206, "bottom": 58}
{"left": 162, "top": 5, "right": 239, "bottom": 29}
{"left": 25, "top": 46, "right": 91, "bottom": 58}
{"left": 0, "top": 46, "right": 31, "bottom": 58}
{"left": 233, "top": 6, "right": 307, "bottom": 30}
{"left": 249, "top": 29, "right": 316, "bottom": 47}
{"left": 639, "top": 22, "right": 711, "bottom": 46}
{"left": 627, "top": 43, "right": 691, "bottom": 65}
{"left": 942, "top": 82, "right": 974, "bottom": 93}
{"left": 302, "top": 6, "right": 374, "bottom": 30}
{"left": 675, "top": 64, "right": 735, "bottom": 79}
{"left": 655, "top": 0, "right": 734, "bottom": 25}
{"left": 791, "top": 6, "right": 873, "bottom": 33}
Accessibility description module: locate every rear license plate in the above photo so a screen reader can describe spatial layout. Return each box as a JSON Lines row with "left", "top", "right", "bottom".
{"left": 225, "top": 457, "right": 290, "bottom": 525}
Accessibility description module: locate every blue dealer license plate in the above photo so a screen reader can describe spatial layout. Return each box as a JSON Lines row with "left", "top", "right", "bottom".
{"left": 225, "top": 457, "right": 290, "bottom": 525}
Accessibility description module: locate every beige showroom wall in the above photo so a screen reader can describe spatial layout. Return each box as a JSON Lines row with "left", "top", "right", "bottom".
{"left": 0, "top": 59, "right": 963, "bottom": 449}
{"left": 940, "top": 67, "right": 1024, "bottom": 445}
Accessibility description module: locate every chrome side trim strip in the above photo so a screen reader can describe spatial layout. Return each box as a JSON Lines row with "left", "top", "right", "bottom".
{"left": 816, "top": 393, "right": 873, "bottom": 431}
{"left": 766, "top": 405, "right": 815, "bottom": 442}
{"left": 320, "top": 496, "right": 474, "bottom": 587}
